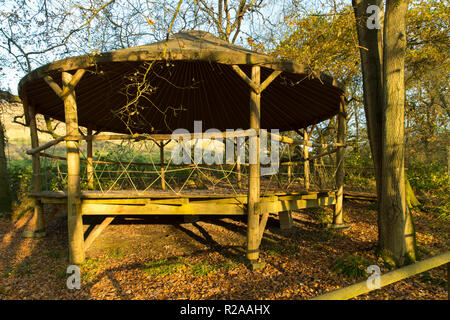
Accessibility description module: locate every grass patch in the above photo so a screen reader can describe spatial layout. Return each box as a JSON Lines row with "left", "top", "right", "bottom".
{"left": 143, "top": 257, "right": 235, "bottom": 277}
{"left": 191, "top": 262, "right": 218, "bottom": 276}
{"left": 81, "top": 258, "right": 102, "bottom": 284}
{"left": 143, "top": 257, "right": 187, "bottom": 276}
{"left": 107, "top": 247, "right": 125, "bottom": 259}
{"left": 332, "top": 254, "right": 374, "bottom": 279}
{"left": 220, "top": 259, "right": 240, "bottom": 271}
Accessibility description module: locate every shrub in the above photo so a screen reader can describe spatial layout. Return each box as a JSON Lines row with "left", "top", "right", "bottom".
{"left": 406, "top": 162, "right": 449, "bottom": 220}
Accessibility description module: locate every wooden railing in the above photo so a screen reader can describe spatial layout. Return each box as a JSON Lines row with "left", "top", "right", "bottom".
{"left": 312, "top": 251, "right": 450, "bottom": 300}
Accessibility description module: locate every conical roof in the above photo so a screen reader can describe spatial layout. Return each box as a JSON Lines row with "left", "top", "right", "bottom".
{"left": 18, "top": 30, "right": 344, "bottom": 134}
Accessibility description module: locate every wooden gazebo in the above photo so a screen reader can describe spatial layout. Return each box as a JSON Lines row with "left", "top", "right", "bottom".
{"left": 18, "top": 30, "right": 347, "bottom": 267}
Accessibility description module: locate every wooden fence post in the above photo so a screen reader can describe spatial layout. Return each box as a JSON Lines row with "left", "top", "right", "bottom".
{"left": 160, "top": 141, "right": 166, "bottom": 190}
{"left": 332, "top": 96, "right": 346, "bottom": 227}
{"left": 303, "top": 129, "right": 310, "bottom": 190}
{"left": 87, "top": 127, "right": 94, "bottom": 190}
{"left": 287, "top": 164, "right": 292, "bottom": 183}
{"left": 236, "top": 139, "right": 242, "bottom": 189}
{"left": 247, "top": 65, "right": 261, "bottom": 265}
{"left": 23, "top": 102, "right": 45, "bottom": 238}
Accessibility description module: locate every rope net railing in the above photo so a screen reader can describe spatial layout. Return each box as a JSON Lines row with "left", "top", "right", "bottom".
{"left": 36, "top": 132, "right": 342, "bottom": 196}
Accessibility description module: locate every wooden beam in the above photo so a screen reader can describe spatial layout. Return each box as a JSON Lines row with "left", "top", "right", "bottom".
{"left": 232, "top": 66, "right": 281, "bottom": 94}
{"left": 43, "top": 69, "right": 86, "bottom": 99}
{"left": 312, "top": 251, "right": 450, "bottom": 300}
{"left": 84, "top": 216, "right": 115, "bottom": 250}
{"left": 81, "top": 202, "right": 246, "bottom": 216}
{"left": 303, "top": 129, "right": 310, "bottom": 190}
{"left": 247, "top": 65, "right": 261, "bottom": 263}
{"left": 160, "top": 141, "right": 166, "bottom": 190}
{"left": 307, "top": 124, "right": 316, "bottom": 140}
{"left": 64, "top": 129, "right": 258, "bottom": 142}
{"left": 236, "top": 136, "right": 242, "bottom": 188}
{"left": 287, "top": 163, "right": 292, "bottom": 183}
{"left": 257, "top": 211, "right": 270, "bottom": 246}
{"left": 59, "top": 69, "right": 86, "bottom": 99}
{"left": 63, "top": 71, "right": 85, "bottom": 264}
{"left": 43, "top": 75, "right": 63, "bottom": 97}
{"left": 27, "top": 102, "right": 44, "bottom": 235}
{"left": 332, "top": 96, "right": 346, "bottom": 225}
{"left": 87, "top": 127, "right": 94, "bottom": 190}
{"left": 232, "top": 65, "right": 260, "bottom": 93}
{"left": 279, "top": 211, "right": 293, "bottom": 230}
{"left": 259, "top": 70, "right": 282, "bottom": 92}
{"left": 26, "top": 135, "right": 68, "bottom": 155}
{"left": 258, "top": 197, "right": 336, "bottom": 213}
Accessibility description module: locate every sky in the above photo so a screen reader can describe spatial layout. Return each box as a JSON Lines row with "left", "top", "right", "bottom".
{"left": 0, "top": 0, "right": 343, "bottom": 95}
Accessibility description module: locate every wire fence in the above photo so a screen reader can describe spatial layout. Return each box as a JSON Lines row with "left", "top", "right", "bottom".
{"left": 37, "top": 136, "right": 348, "bottom": 196}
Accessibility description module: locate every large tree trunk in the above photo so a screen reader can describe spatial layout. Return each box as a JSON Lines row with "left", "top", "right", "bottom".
{"left": 379, "top": 0, "right": 416, "bottom": 266}
{"left": 353, "top": 0, "right": 416, "bottom": 266}
{"left": 0, "top": 119, "right": 11, "bottom": 213}
{"left": 352, "top": 0, "right": 384, "bottom": 200}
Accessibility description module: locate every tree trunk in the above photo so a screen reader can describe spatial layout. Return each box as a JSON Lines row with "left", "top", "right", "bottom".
{"left": 379, "top": 0, "right": 416, "bottom": 266}
{"left": 352, "top": 0, "right": 384, "bottom": 199}
{"left": 353, "top": 0, "right": 416, "bottom": 266}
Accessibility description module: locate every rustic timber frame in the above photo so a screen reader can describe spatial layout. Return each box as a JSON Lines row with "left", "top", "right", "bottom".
{"left": 24, "top": 65, "right": 347, "bottom": 266}
{"left": 19, "top": 30, "right": 348, "bottom": 267}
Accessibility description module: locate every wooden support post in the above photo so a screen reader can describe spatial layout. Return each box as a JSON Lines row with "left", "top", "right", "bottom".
{"left": 23, "top": 102, "right": 45, "bottom": 238}
{"left": 236, "top": 139, "right": 242, "bottom": 189}
{"left": 87, "top": 127, "right": 94, "bottom": 190}
{"left": 62, "top": 71, "right": 85, "bottom": 264}
{"left": 287, "top": 164, "right": 292, "bottom": 183}
{"left": 160, "top": 141, "right": 166, "bottom": 190}
{"left": 84, "top": 216, "right": 115, "bottom": 250}
{"left": 257, "top": 211, "right": 270, "bottom": 245}
{"left": 303, "top": 129, "right": 310, "bottom": 190}
{"left": 279, "top": 211, "right": 294, "bottom": 230}
{"left": 332, "top": 96, "right": 346, "bottom": 226}
{"left": 232, "top": 65, "right": 281, "bottom": 268}
{"left": 247, "top": 65, "right": 261, "bottom": 264}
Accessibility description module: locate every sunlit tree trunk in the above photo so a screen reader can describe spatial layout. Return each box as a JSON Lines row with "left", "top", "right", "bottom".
{"left": 379, "top": 0, "right": 416, "bottom": 265}
{"left": 353, "top": 0, "right": 416, "bottom": 266}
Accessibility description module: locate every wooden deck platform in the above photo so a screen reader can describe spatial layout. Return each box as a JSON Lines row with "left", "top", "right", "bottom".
{"left": 29, "top": 189, "right": 337, "bottom": 216}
